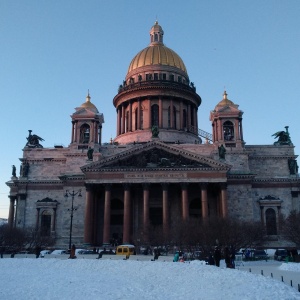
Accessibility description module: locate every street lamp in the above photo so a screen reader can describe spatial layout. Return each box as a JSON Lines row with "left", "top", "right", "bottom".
{"left": 64, "top": 189, "right": 82, "bottom": 250}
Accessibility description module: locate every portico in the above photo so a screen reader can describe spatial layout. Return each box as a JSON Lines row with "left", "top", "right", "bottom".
{"left": 81, "top": 141, "right": 230, "bottom": 245}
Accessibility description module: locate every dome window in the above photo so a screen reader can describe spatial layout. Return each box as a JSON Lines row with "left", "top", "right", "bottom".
{"left": 169, "top": 74, "right": 174, "bottom": 81}
{"left": 154, "top": 73, "right": 158, "bottom": 80}
{"left": 178, "top": 76, "right": 182, "bottom": 83}
{"left": 151, "top": 104, "right": 159, "bottom": 127}
{"left": 146, "top": 74, "right": 152, "bottom": 81}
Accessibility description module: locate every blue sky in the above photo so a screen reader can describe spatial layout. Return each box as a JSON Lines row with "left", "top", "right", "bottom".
{"left": 1, "top": 0, "right": 300, "bottom": 218}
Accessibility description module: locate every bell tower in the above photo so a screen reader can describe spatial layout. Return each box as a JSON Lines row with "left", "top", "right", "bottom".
{"left": 70, "top": 92, "right": 104, "bottom": 150}
{"left": 210, "top": 91, "right": 244, "bottom": 148}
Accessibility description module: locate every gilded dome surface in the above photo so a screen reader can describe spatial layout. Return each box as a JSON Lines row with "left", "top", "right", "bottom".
{"left": 127, "top": 21, "right": 187, "bottom": 75}
{"left": 127, "top": 45, "right": 187, "bottom": 74}
{"left": 80, "top": 93, "right": 99, "bottom": 113}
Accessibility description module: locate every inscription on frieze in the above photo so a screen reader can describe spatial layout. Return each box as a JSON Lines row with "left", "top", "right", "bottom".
{"left": 124, "top": 173, "right": 187, "bottom": 179}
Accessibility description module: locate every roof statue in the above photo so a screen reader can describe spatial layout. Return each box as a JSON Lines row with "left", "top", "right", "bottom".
{"left": 272, "top": 126, "right": 292, "bottom": 145}
{"left": 25, "top": 130, "right": 44, "bottom": 148}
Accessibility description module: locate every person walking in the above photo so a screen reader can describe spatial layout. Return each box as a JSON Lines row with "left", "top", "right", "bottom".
{"left": 224, "top": 247, "right": 231, "bottom": 268}
{"left": 214, "top": 247, "right": 221, "bottom": 267}
{"left": 69, "top": 244, "right": 76, "bottom": 259}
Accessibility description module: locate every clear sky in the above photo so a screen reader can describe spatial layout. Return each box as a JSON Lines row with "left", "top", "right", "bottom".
{"left": 1, "top": 0, "right": 300, "bottom": 218}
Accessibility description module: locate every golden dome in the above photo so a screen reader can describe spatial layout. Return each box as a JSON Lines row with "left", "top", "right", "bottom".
{"left": 127, "top": 21, "right": 187, "bottom": 75}
{"left": 128, "top": 45, "right": 187, "bottom": 74}
{"left": 216, "top": 91, "right": 235, "bottom": 107}
{"left": 80, "top": 92, "right": 99, "bottom": 113}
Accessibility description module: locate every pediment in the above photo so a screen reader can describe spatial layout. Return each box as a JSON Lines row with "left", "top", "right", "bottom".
{"left": 82, "top": 141, "right": 230, "bottom": 172}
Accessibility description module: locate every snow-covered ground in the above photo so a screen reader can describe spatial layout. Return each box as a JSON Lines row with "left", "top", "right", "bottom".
{"left": 0, "top": 258, "right": 299, "bottom": 300}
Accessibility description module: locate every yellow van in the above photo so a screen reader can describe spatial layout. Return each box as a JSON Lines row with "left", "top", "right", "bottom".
{"left": 116, "top": 244, "right": 136, "bottom": 257}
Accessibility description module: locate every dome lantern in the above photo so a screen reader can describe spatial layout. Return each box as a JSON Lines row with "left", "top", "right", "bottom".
{"left": 150, "top": 21, "right": 164, "bottom": 45}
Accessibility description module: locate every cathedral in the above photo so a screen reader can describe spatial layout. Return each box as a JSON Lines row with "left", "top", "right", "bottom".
{"left": 6, "top": 22, "right": 299, "bottom": 248}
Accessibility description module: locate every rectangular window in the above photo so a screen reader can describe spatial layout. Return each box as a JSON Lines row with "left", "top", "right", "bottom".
{"left": 169, "top": 74, "right": 174, "bottom": 81}
{"left": 154, "top": 73, "right": 158, "bottom": 80}
{"left": 178, "top": 76, "right": 182, "bottom": 83}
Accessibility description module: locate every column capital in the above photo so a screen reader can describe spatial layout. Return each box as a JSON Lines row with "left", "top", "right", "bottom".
{"left": 104, "top": 184, "right": 112, "bottom": 191}
{"left": 161, "top": 183, "right": 169, "bottom": 190}
{"left": 85, "top": 184, "right": 94, "bottom": 192}
{"left": 142, "top": 183, "right": 150, "bottom": 190}
{"left": 123, "top": 183, "right": 131, "bottom": 190}
{"left": 199, "top": 183, "right": 208, "bottom": 189}
{"left": 220, "top": 182, "right": 227, "bottom": 190}
{"left": 180, "top": 183, "right": 189, "bottom": 189}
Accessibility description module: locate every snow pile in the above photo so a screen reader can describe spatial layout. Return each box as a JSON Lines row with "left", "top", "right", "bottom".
{"left": 279, "top": 262, "right": 300, "bottom": 272}
{"left": 0, "top": 259, "right": 299, "bottom": 300}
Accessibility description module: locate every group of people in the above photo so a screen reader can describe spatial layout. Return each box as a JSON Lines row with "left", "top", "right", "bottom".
{"left": 207, "top": 246, "right": 236, "bottom": 268}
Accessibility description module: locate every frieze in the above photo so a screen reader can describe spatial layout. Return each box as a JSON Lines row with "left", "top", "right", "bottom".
{"left": 124, "top": 173, "right": 187, "bottom": 179}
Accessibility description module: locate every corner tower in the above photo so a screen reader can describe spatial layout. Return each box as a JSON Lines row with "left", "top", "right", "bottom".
{"left": 113, "top": 21, "right": 202, "bottom": 144}
{"left": 70, "top": 92, "right": 104, "bottom": 150}
{"left": 210, "top": 91, "right": 244, "bottom": 148}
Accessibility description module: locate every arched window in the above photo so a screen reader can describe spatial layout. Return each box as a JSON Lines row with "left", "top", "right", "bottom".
{"left": 223, "top": 121, "right": 234, "bottom": 141}
{"left": 168, "top": 106, "right": 171, "bottom": 128}
{"left": 265, "top": 208, "right": 277, "bottom": 235}
{"left": 151, "top": 104, "right": 159, "bottom": 127}
{"left": 41, "top": 210, "right": 51, "bottom": 236}
{"left": 80, "top": 124, "right": 90, "bottom": 143}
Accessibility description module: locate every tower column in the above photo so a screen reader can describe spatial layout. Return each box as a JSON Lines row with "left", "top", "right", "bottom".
{"left": 123, "top": 184, "right": 131, "bottom": 244}
{"left": 234, "top": 120, "right": 239, "bottom": 140}
{"left": 187, "top": 104, "right": 191, "bottom": 129}
{"left": 121, "top": 105, "right": 125, "bottom": 134}
{"left": 103, "top": 184, "right": 111, "bottom": 244}
{"left": 159, "top": 97, "right": 163, "bottom": 128}
{"left": 137, "top": 100, "right": 141, "bottom": 130}
{"left": 117, "top": 107, "right": 121, "bottom": 135}
{"left": 129, "top": 101, "right": 132, "bottom": 132}
{"left": 170, "top": 99, "right": 174, "bottom": 128}
{"left": 71, "top": 121, "right": 75, "bottom": 143}
{"left": 193, "top": 106, "right": 197, "bottom": 133}
{"left": 181, "top": 183, "right": 189, "bottom": 221}
{"left": 180, "top": 100, "right": 183, "bottom": 130}
{"left": 239, "top": 119, "right": 244, "bottom": 141}
{"left": 74, "top": 121, "right": 78, "bottom": 142}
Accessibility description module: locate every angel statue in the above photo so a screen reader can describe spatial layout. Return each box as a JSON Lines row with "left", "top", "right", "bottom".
{"left": 25, "top": 130, "right": 44, "bottom": 148}
{"left": 272, "top": 126, "right": 292, "bottom": 146}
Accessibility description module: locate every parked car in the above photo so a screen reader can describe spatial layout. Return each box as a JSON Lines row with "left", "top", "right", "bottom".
{"left": 80, "top": 250, "right": 95, "bottom": 255}
{"left": 116, "top": 244, "right": 136, "bottom": 256}
{"left": 251, "top": 250, "right": 269, "bottom": 261}
{"left": 274, "top": 249, "right": 289, "bottom": 261}
{"left": 39, "top": 250, "right": 52, "bottom": 257}
{"left": 51, "top": 249, "right": 67, "bottom": 255}
{"left": 99, "top": 249, "right": 115, "bottom": 255}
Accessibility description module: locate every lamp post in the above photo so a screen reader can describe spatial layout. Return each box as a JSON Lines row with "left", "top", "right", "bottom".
{"left": 64, "top": 189, "right": 82, "bottom": 250}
